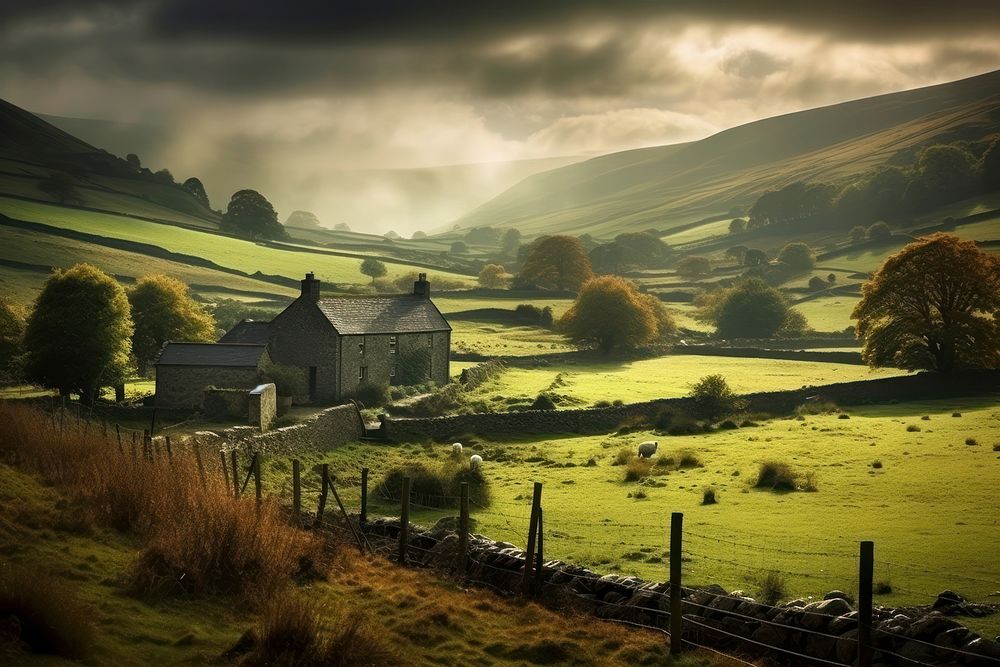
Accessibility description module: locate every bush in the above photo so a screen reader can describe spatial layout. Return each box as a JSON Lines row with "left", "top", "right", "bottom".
{"left": 377, "top": 460, "right": 490, "bottom": 508}
{"left": 667, "top": 416, "right": 702, "bottom": 436}
{"left": 624, "top": 457, "right": 653, "bottom": 482}
{"left": 871, "top": 459, "right": 883, "bottom": 469}
{"left": 755, "top": 461, "right": 798, "bottom": 492}
{"left": 676, "top": 451, "right": 703, "bottom": 468}
{"left": 262, "top": 362, "right": 308, "bottom": 397}
{"left": 875, "top": 580, "right": 893, "bottom": 595}
{"left": 530, "top": 393, "right": 557, "bottom": 411}
{"left": 952, "top": 412, "right": 962, "bottom": 417}
{"left": 719, "top": 419, "right": 738, "bottom": 430}
{"left": 755, "top": 571, "right": 787, "bottom": 606}
{"left": 0, "top": 563, "right": 92, "bottom": 658}
{"left": 404, "top": 383, "right": 467, "bottom": 417}
{"left": 808, "top": 276, "right": 829, "bottom": 291}
{"left": 612, "top": 448, "right": 632, "bottom": 466}
{"left": 688, "top": 375, "right": 747, "bottom": 422}
{"left": 965, "top": 437, "right": 979, "bottom": 446}
{"left": 701, "top": 487, "right": 717, "bottom": 505}
{"left": 906, "top": 424, "right": 921, "bottom": 432}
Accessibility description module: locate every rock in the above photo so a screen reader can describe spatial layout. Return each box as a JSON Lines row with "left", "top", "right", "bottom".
{"left": 752, "top": 622, "right": 787, "bottom": 649}
{"left": 933, "top": 589, "right": 967, "bottom": 610}
{"left": 429, "top": 533, "right": 460, "bottom": 563}
{"left": 828, "top": 611, "right": 859, "bottom": 635}
{"left": 897, "top": 639, "right": 935, "bottom": 663}
{"left": 801, "top": 598, "right": 853, "bottom": 631}
{"left": 805, "top": 632, "right": 838, "bottom": 662}
{"left": 824, "top": 590, "right": 855, "bottom": 605}
{"left": 907, "top": 612, "right": 963, "bottom": 641}
{"left": 962, "top": 637, "right": 1000, "bottom": 660}
{"left": 835, "top": 628, "right": 859, "bottom": 664}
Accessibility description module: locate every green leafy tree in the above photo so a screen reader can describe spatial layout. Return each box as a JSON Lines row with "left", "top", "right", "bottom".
{"left": 676, "top": 256, "right": 711, "bottom": 278}
{"left": 0, "top": 297, "right": 27, "bottom": 382}
{"left": 450, "top": 241, "right": 468, "bottom": 254}
{"left": 866, "top": 221, "right": 892, "bottom": 243}
{"left": 501, "top": 228, "right": 522, "bottom": 257}
{"left": 559, "top": 276, "right": 673, "bottom": 353}
{"left": 24, "top": 264, "right": 133, "bottom": 402}
{"left": 589, "top": 232, "right": 671, "bottom": 274}
{"left": 284, "top": 210, "right": 321, "bottom": 229}
{"left": 729, "top": 218, "right": 746, "bottom": 235}
{"left": 703, "top": 278, "right": 799, "bottom": 339}
{"left": 743, "top": 248, "right": 768, "bottom": 267}
{"left": 360, "top": 258, "right": 387, "bottom": 284}
{"left": 726, "top": 245, "right": 748, "bottom": 264}
{"left": 519, "top": 235, "right": 594, "bottom": 291}
{"left": 128, "top": 274, "right": 216, "bottom": 374}
{"left": 853, "top": 234, "right": 1000, "bottom": 372}
{"left": 478, "top": 264, "right": 509, "bottom": 289}
{"left": 221, "top": 189, "right": 288, "bottom": 240}
{"left": 182, "top": 177, "right": 210, "bottom": 208}
{"left": 125, "top": 153, "right": 141, "bottom": 170}
{"left": 776, "top": 242, "right": 816, "bottom": 272}
{"left": 849, "top": 225, "right": 868, "bottom": 244}
{"left": 913, "top": 144, "right": 979, "bottom": 206}
{"left": 411, "top": 230, "right": 428, "bottom": 239}
{"left": 688, "top": 374, "right": 747, "bottom": 422}
{"left": 982, "top": 137, "right": 1000, "bottom": 192}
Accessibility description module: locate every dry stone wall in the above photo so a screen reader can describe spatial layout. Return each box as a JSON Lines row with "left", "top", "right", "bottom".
{"left": 196, "top": 403, "right": 364, "bottom": 456}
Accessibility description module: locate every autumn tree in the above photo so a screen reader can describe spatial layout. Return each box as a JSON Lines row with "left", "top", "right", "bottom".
{"left": 23, "top": 264, "right": 133, "bottom": 403}
{"left": 518, "top": 235, "right": 593, "bottom": 291}
{"left": 853, "top": 234, "right": 1000, "bottom": 372}
{"left": 776, "top": 242, "right": 816, "bottom": 272}
{"left": 128, "top": 274, "right": 216, "bottom": 373}
{"left": 360, "top": 258, "right": 387, "bottom": 284}
{"left": 221, "top": 189, "right": 288, "bottom": 240}
{"left": 559, "top": 276, "right": 675, "bottom": 353}
{"left": 676, "top": 255, "right": 711, "bottom": 278}
{"left": 182, "top": 177, "right": 210, "bottom": 209}
{"left": 477, "top": 264, "right": 508, "bottom": 289}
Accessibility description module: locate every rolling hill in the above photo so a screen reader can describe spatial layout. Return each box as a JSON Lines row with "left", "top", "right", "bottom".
{"left": 454, "top": 69, "right": 1000, "bottom": 238}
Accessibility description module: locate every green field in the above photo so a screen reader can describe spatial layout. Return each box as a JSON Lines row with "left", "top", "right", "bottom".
{"left": 794, "top": 296, "right": 861, "bottom": 333}
{"left": 273, "top": 396, "right": 1000, "bottom": 628}
{"left": 454, "top": 355, "right": 904, "bottom": 408}
{"left": 0, "top": 197, "right": 475, "bottom": 287}
{"left": 451, "top": 322, "right": 575, "bottom": 357}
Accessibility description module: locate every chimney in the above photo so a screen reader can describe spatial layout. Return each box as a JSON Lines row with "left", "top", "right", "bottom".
{"left": 413, "top": 272, "right": 430, "bottom": 299}
{"left": 300, "top": 272, "right": 320, "bottom": 301}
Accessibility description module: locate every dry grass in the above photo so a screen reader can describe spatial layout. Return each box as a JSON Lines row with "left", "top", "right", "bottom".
{"left": 0, "top": 562, "right": 93, "bottom": 659}
{"left": 624, "top": 456, "right": 654, "bottom": 481}
{"left": 0, "top": 403, "right": 322, "bottom": 603}
{"left": 754, "top": 461, "right": 798, "bottom": 492}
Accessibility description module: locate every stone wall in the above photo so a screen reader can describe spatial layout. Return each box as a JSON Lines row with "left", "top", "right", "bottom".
{"left": 155, "top": 365, "right": 262, "bottom": 410}
{"left": 382, "top": 370, "right": 1000, "bottom": 441}
{"left": 203, "top": 387, "right": 251, "bottom": 420}
{"left": 249, "top": 383, "right": 277, "bottom": 431}
{"left": 196, "top": 403, "right": 365, "bottom": 456}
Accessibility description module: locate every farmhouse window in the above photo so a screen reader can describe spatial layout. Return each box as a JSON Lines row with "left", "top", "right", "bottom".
{"left": 359, "top": 366, "right": 368, "bottom": 381}
{"left": 358, "top": 340, "right": 365, "bottom": 355}
{"left": 390, "top": 335, "right": 397, "bottom": 354}
{"left": 390, "top": 366, "right": 396, "bottom": 377}
{"left": 428, "top": 334, "right": 433, "bottom": 348}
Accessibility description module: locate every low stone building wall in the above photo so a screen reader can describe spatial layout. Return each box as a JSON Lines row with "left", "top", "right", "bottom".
{"left": 202, "top": 388, "right": 251, "bottom": 420}
{"left": 249, "top": 383, "right": 277, "bottom": 431}
{"left": 196, "top": 403, "right": 365, "bottom": 456}
{"left": 382, "top": 370, "right": 1000, "bottom": 441}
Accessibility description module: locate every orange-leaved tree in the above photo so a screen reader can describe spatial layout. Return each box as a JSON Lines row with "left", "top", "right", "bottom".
{"left": 518, "top": 235, "right": 593, "bottom": 291}
{"left": 559, "top": 276, "right": 675, "bottom": 353}
{"left": 853, "top": 233, "right": 1000, "bottom": 372}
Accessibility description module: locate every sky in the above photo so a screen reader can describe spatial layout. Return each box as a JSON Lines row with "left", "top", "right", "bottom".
{"left": 2, "top": 1, "right": 1000, "bottom": 233}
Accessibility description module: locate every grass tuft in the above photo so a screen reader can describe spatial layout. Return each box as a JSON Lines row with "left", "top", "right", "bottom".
{"left": 870, "top": 459, "right": 883, "bottom": 469}
{"left": 378, "top": 460, "right": 490, "bottom": 508}
{"left": 754, "top": 571, "right": 787, "bottom": 606}
{"left": 624, "top": 457, "right": 654, "bottom": 482}
{"left": 965, "top": 437, "right": 979, "bottom": 446}
{"left": 875, "top": 580, "right": 893, "bottom": 595}
{"left": 701, "top": 487, "right": 718, "bottom": 505}
{"left": 754, "top": 461, "right": 800, "bottom": 492}
{"left": 906, "top": 424, "right": 921, "bottom": 432}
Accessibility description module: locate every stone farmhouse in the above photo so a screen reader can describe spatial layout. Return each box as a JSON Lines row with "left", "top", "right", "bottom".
{"left": 155, "top": 272, "right": 451, "bottom": 409}
{"left": 154, "top": 343, "right": 271, "bottom": 410}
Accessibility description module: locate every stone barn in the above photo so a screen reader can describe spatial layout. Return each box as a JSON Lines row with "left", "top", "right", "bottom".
{"left": 154, "top": 342, "right": 271, "bottom": 410}
{"left": 263, "top": 272, "right": 451, "bottom": 402}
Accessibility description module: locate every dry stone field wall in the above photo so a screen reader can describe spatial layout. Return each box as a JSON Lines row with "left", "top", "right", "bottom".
{"left": 359, "top": 517, "right": 1000, "bottom": 666}
{"left": 195, "top": 403, "right": 364, "bottom": 455}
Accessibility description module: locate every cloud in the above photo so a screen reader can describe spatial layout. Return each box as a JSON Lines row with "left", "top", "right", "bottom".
{"left": 720, "top": 49, "right": 787, "bottom": 79}
{"left": 526, "top": 108, "right": 717, "bottom": 155}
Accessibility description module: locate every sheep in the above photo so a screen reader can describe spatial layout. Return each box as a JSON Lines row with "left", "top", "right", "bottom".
{"left": 451, "top": 442, "right": 463, "bottom": 457}
{"left": 470, "top": 454, "right": 483, "bottom": 470}
{"left": 637, "top": 440, "right": 659, "bottom": 458}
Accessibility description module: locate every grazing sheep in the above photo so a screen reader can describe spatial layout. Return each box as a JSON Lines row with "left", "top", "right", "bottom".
{"left": 470, "top": 454, "right": 483, "bottom": 469}
{"left": 637, "top": 440, "right": 659, "bottom": 458}
{"left": 451, "top": 442, "right": 463, "bottom": 456}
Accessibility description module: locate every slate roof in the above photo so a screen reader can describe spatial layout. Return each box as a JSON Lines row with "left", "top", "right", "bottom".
{"left": 316, "top": 295, "right": 451, "bottom": 335}
{"left": 218, "top": 320, "right": 271, "bottom": 345}
{"left": 155, "top": 343, "right": 268, "bottom": 367}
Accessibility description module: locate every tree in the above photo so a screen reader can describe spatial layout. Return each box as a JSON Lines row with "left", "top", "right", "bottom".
{"left": 852, "top": 234, "right": 1000, "bottom": 372}
{"left": 411, "top": 230, "right": 428, "bottom": 239}
{"left": 688, "top": 374, "right": 747, "bottom": 422}
{"left": 464, "top": 227, "right": 500, "bottom": 245}
{"left": 776, "top": 242, "right": 816, "bottom": 272}
{"left": 221, "top": 189, "right": 288, "bottom": 240}
{"left": 913, "top": 144, "right": 979, "bottom": 207}
{"left": 360, "top": 258, "right": 387, "bottom": 284}
{"left": 676, "top": 256, "right": 711, "bottom": 278}
{"left": 478, "top": 264, "right": 508, "bottom": 289}
{"left": 334, "top": 222, "right": 351, "bottom": 231}
{"left": 23, "top": 264, "right": 133, "bottom": 402}
{"left": 866, "top": 221, "right": 892, "bottom": 243}
{"left": 128, "top": 274, "right": 216, "bottom": 374}
{"left": 743, "top": 248, "right": 768, "bottom": 266}
{"left": 384, "top": 230, "right": 401, "bottom": 240}
{"left": 182, "top": 177, "right": 210, "bottom": 209}
{"left": 0, "top": 297, "right": 26, "bottom": 382}
{"left": 125, "top": 153, "right": 141, "bottom": 170}
{"left": 726, "top": 245, "right": 748, "bottom": 265}
{"left": 982, "top": 137, "right": 1000, "bottom": 192}
{"left": 642, "top": 293, "right": 678, "bottom": 342}
{"left": 450, "top": 241, "right": 468, "bottom": 254}
{"left": 589, "top": 232, "right": 670, "bottom": 274}
{"left": 849, "top": 225, "right": 868, "bottom": 244}
{"left": 808, "top": 275, "right": 829, "bottom": 291}
{"left": 558, "top": 276, "right": 666, "bottom": 353}
{"left": 518, "top": 235, "right": 593, "bottom": 291}
{"left": 501, "top": 228, "right": 522, "bottom": 257}
{"left": 729, "top": 218, "right": 746, "bottom": 235}
{"left": 702, "top": 278, "right": 797, "bottom": 339}
{"left": 284, "top": 210, "right": 321, "bottom": 229}
{"left": 153, "top": 168, "right": 175, "bottom": 185}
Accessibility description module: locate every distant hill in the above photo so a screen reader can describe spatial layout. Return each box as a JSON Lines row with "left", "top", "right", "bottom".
{"left": 455, "top": 69, "right": 1000, "bottom": 239}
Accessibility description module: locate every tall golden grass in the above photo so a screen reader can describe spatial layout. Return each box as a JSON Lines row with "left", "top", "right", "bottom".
{"left": 0, "top": 402, "right": 322, "bottom": 603}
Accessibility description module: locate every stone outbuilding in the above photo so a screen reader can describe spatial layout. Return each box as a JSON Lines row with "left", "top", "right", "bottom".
{"left": 154, "top": 342, "right": 271, "bottom": 410}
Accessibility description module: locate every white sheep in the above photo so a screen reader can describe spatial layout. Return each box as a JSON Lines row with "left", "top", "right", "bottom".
{"left": 451, "top": 442, "right": 463, "bottom": 456}
{"left": 637, "top": 440, "right": 659, "bottom": 458}
{"left": 470, "top": 454, "right": 483, "bottom": 469}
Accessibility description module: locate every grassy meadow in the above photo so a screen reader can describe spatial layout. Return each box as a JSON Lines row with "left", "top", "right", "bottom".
{"left": 266, "top": 397, "right": 1000, "bottom": 636}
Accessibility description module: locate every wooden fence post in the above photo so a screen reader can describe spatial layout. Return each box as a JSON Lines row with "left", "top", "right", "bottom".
{"left": 131, "top": 432, "right": 137, "bottom": 459}
{"left": 220, "top": 451, "right": 230, "bottom": 489}
{"left": 292, "top": 459, "right": 301, "bottom": 522}
{"left": 142, "top": 430, "right": 151, "bottom": 459}
{"left": 230, "top": 450, "right": 240, "bottom": 497}
{"left": 193, "top": 440, "right": 206, "bottom": 486}
{"left": 360, "top": 467, "right": 369, "bottom": 524}
{"left": 670, "top": 511, "right": 684, "bottom": 656}
{"left": 858, "top": 540, "right": 874, "bottom": 667}
{"left": 164, "top": 436, "right": 173, "bottom": 462}
{"left": 533, "top": 506, "right": 545, "bottom": 596}
{"left": 522, "top": 481, "right": 543, "bottom": 596}
{"left": 253, "top": 452, "right": 262, "bottom": 506}
{"left": 115, "top": 424, "right": 124, "bottom": 456}
{"left": 329, "top": 474, "right": 366, "bottom": 554}
{"left": 398, "top": 476, "right": 411, "bottom": 564}
{"left": 457, "top": 482, "right": 469, "bottom": 576}
{"left": 315, "top": 464, "right": 329, "bottom": 528}
{"left": 149, "top": 409, "right": 157, "bottom": 437}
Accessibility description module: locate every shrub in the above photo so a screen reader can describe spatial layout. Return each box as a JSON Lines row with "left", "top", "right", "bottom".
{"left": 838, "top": 413, "right": 850, "bottom": 419}
{"left": 755, "top": 461, "right": 797, "bottom": 492}
{"left": 701, "top": 487, "right": 717, "bottom": 505}
{"left": 0, "top": 563, "right": 92, "bottom": 658}
{"left": 631, "top": 489, "right": 648, "bottom": 499}
{"left": 345, "top": 382, "right": 391, "bottom": 409}
{"left": 261, "top": 362, "right": 308, "bottom": 397}
{"left": 689, "top": 375, "right": 747, "bottom": 422}
{"left": 530, "top": 393, "right": 557, "bottom": 411}
{"left": 755, "top": 571, "right": 787, "bottom": 606}
{"left": 676, "top": 451, "right": 703, "bottom": 469}
{"left": 719, "top": 419, "right": 739, "bottom": 430}
{"left": 871, "top": 459, "right": 883, "bottom": 469}
{"left": 952, "top": 412, "right": 962, "bottom": 417}
{"left": 668, "top": 417, "right": 702, "bottom": 436}
{"left": 612, "top": 448, "right": 632, "bottom": 466}
{"left": 993, "top": 444, "right": 1000, "bottom": 452}
{"left": 802, "top": 471, "right": 818, "bottom": 492}
{"left": 906, "top": 424, "right": 921, "bottom": 432}
{"left": 585, "top": 457, "right": 598, "bottom": 467}
{"left": 808, "top": 276, "right": 828, "bottom": 291}
{"left": 875, "top": 580, "right": 893, "bottom": 595}
{"left": 402, "top": 383, "right": 466, "bottom": 417}
{"left": 624, "top": 457, "right": 653, "bottom": 482}
{"left": 965, "top": 437, "right": 979, "bottom": 446}
{"left": 796, "top": 399, "right": 839, "bottom": 415}
{"left": 377, "top": 460, "right": 490, "bottom": 508}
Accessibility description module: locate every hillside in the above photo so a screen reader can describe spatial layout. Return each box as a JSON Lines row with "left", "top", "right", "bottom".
{"left": 455, "top": 69, "right": 1000, "bottom": 238}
